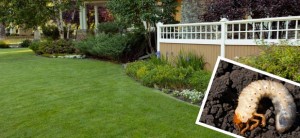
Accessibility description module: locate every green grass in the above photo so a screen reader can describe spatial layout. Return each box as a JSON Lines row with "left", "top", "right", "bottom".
{"left": 0, "top": 48, "right": 229, "bottom": 138}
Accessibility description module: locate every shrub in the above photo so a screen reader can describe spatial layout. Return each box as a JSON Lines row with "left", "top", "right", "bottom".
{"left": 188, "top": 70, "right": 211, "bottom": 92}
{"left": 142, "top": 65, "right": 193, "bottom": 89}
{"left": 78, "top": 22, "right": 148, "bottom": 62}
{"left": 125, "top": 54, "right": 211, "bottom": 104}
{"left": 120, "top": 31, "right": 148, "bottom": 62}
{"left": 51, "top": 39, "right": 76, "bottom": 54}
{"left": 175, "top": 51, "right": 206, "bottom": 70}
{"left": 238, "top": 45, "right": 300, "bottom": 82}
{"left": 20, "top": 39, "right": 32, "bottom": 48}
{"left": 29, "top": 39, "right": 77, "bottom": 55}
{"left": 125, "top": 50, "right": 211, "bottom": 92}
{"left": 125, "top": 58, "right": 211, "bottom": 91}
{"left": 42, "top": 25, "right": 59, "bottom": 40}
{"left": 0, "top": 41, "right": 9, "bottom": 48}
{"left": 125, "top": 61, "right": 149, "bottom": 79}
{"left": 97, "top": 22, "right": 120, "bottom": 34}
{"left": 29, "top": 40, "right": 42, "bottom": 54}
{"left": 75, "top": 33, "right": 128, "bottom": 61}
{"left": 148, "top": 55, "right": 169, "bottom": 66}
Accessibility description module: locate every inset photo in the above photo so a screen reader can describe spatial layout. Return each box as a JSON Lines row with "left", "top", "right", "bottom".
{"left": 196, "top": 57, "right": 300, "bottom": 138}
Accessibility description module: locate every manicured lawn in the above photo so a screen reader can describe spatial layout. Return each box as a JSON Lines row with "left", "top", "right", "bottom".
{"left": 0, "top": 48, "right": 229, "bottom": 137}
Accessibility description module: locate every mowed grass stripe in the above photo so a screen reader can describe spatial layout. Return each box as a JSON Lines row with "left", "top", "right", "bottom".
{"left": 0, "top": 48, "right": 229, "bottom": 138}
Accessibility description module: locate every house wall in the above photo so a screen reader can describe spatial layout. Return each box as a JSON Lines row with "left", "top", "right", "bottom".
{"left": 175, "top": 0, "right": 182, "bottom": 21}
{"left": 180, "top": 0, "right": 206, "bottom": 23}
{"left": 18, "top": 28, "right": 33, "bottom": 36}
{"left": 160, "top": 43, "right": 262, "bottom": 71}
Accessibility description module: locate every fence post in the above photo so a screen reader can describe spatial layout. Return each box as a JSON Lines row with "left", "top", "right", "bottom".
{"left": 220, "top": 18, "right": 228, "bottom": 57}
{"left": 156, "top": 22, "right": 163, "bottom": 58}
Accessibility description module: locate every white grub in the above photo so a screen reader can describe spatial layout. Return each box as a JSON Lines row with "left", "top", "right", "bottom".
{"left": 235, "top": 80, "right": 296, "bottom": 133}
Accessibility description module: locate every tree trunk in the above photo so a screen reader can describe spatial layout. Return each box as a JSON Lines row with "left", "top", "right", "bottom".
{"left": 58, "top": 8, "right": 64, "bottom": 39}
{"left": 0, "top": 23, "right": 6, "bottom": 40}
{"left": 53, "top": 0, "right": 64, "bottom": 39}
{"left": 66, "top": 9, "right": 76, "bottom": 40}
{"left": 146, "top": 22, "right": 154, "bottom": 53}
{"left": 66, "top": 24, "right": 70, "bottom": 40}
{"left": 33, "top": 28, "right": 41, "bottom": 40}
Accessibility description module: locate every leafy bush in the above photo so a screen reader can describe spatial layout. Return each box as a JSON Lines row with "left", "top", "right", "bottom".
{"left": 125, "top": 55, "right": 210, "bottom": 104}
{"left": 77, "top": 20, "right": 148, "bottom": 62}
{"left": 0, "top": 41, "right": 9, "bottom": 48}
{"left": 75, "top": 33, "right": 128, "bottom": 61}
{"left": 148, "top": 55, "right": 169, "bottom": 66}
{"left": 125, "top": 56, "right": 211, "bottom": 91}
{"left": 120, "top": 31, "right": 148, "bottom": 62}
{"left": 20, "top": 39, "right": 32, "bottom": 48}
{"left": 175, "top": 51, "right": 206, "bottom": 70}
{"left": 188, "top": 70, "right": 211, "bottom": 92}
{"left": 29, "top": 39, "right": 77, "bottom": 55}
{"left": 42, "top": 25, "right": 59, "bottom": 40}
{"left": 51, "top": 39, "right": 76, "bottom": 54}
{"left": 126, "top": 60, "right": 149, "bottom": 79}
{"left": 29, "top": 40, "right": 42, "bottom": 53}
{"left": 97, "top": 22, "right": 120, "bottom": 34}
{"left": 141, "top": 65, "right": 193, "bottom": 89}
{"left": 238, "top": 45, "right": 300, "bottom": 82}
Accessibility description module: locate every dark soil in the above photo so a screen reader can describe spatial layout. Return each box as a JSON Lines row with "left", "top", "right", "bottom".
{"left": 199, "top": 60, "right": 300, "bottom": 138}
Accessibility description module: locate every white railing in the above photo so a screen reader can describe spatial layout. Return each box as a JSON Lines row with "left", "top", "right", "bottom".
{"left": 156, "top": 16, "right": 300, "bottom": 57}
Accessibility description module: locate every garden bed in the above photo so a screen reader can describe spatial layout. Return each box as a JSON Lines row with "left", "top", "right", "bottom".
{"left": 200, "top": 60, "right": 300, "bottom": 137}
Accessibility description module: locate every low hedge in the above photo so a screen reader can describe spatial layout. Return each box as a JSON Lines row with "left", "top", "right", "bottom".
{"left": 0, "top": 41, "right": 9, "bottom": 48}
{"left": 29, "top": 39, "right": 77, "bottom": 55}
{"left": 20, "top": 39, "right": 32, "bottom": 48}
{"left": 125, "top": 55, "right": 211, "bottom": 92}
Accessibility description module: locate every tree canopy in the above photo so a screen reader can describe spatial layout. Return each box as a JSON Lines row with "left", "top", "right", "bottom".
{"left": 106, "top": 0, "right": 178, "bottom": 53}
{"left": 0, "top": 0, "right": 84, "bottom": 39}
{"left": 202, "top": 0, "right": 300, "bottom": 21}
{"left": 0, "top": 0, "right": 53, "bottom": 29}
{"left": 107, "top": 0, "right": 178, "bottom": 29}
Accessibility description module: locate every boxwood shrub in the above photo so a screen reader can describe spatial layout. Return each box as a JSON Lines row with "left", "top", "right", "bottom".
{"left": 20, "top": 39, "right": 32, "bottom": 48}
{"left": 29, "top": 39, "right": 77, "bottom": 55}
{"left": 0, "top": 41, "right": 9, "bottom": 48}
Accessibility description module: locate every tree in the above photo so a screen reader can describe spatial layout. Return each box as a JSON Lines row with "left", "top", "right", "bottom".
{"left": 108, "top": 0, "right": 177, "bottom": 28}
{"left": 107, "top": 0, "right": 178, "bottom": 53}
{"left": 0, "top": 0, "right": 54, "bottom": 40}
{"left": 51, "top": 0, "right": 83, "bottom": 39}
{"left": 0, "top": 0, "right": 84, "bottom": 40}
{"left": 202, "top": 0, "right": 300, "bottom": 22}
{"left": 0, "top": 0, "right": 12, "bottom": 39}
{"left": 251, "top": 0, "right": 300, "bottom": 18}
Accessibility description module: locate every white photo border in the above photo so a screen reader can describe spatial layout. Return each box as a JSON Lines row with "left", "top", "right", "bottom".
{"left": 195, "top": 56, "right": 300, "bottom": 138}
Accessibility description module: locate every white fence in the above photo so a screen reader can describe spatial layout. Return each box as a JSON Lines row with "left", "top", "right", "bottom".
{"left": 156, "top": 16, "right": 300, "bottom": 57}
